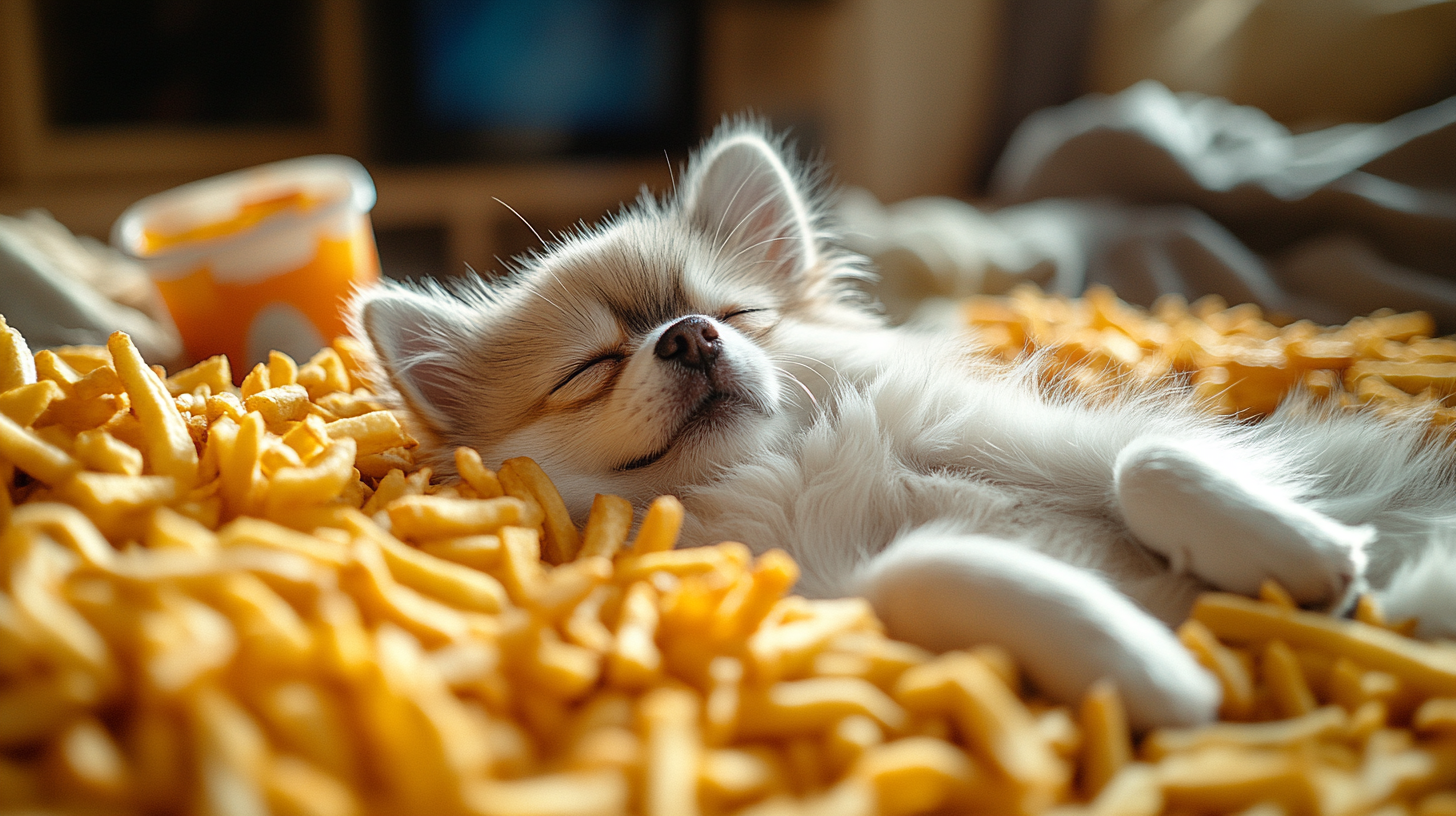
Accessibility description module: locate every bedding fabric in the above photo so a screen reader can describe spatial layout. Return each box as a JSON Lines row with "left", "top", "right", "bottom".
{"left": 842, "top": 81, "right": 1456, "bottom": 332}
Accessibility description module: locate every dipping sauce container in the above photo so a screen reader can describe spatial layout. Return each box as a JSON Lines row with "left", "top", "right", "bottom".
{"left": 112, "top": 155, "right": 380, "bottom": 373}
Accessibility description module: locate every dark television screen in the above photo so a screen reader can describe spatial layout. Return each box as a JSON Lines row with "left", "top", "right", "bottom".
{"left": 369, "top": 0, "right": 700, "bottom": 162}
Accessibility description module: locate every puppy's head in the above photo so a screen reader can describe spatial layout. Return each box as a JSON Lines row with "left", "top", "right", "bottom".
{"left": 351, "top": 122, "right": 876, "bottom": 515}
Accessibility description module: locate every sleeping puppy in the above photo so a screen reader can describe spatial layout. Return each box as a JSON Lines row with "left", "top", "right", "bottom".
{"left": 351, "top": 120, "right": 1456, "bottom": 729}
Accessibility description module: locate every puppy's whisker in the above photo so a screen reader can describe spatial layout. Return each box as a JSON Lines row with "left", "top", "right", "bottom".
{"left": 774, "top": 365, "right": 820, "bottom": 410}
{"left": 772, "top": 358, "right": 834, "bottom": 393}
{"left": 773, "top": 352, "right": 840, "bottom": 383}
{"left": 493, "top": 197, "right": 547, "bottom": 247}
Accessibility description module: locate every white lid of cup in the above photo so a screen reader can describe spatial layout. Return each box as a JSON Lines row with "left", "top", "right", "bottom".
{"left": 110, "top": 154, "right": 376, "bottom": 267}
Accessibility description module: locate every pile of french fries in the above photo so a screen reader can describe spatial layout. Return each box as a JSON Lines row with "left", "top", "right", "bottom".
{"left": 964, "top": 285, "right": 1456, "bottom": 420}
{"left": 1, "top": 312, "right": 1454, "bottom": 816}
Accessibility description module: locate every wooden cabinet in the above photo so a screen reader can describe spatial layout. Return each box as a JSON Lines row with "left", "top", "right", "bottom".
{"left": 0, "top": 0, "right": 1001, "bottom": 277}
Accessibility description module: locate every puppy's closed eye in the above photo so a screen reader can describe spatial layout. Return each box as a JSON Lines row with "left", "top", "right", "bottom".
{"left": 550, "top": 352, "right": 625, "bottom": 403}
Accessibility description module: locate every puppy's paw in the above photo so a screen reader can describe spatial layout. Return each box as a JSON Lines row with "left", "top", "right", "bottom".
{"left": 1116, "top": 437, "right": 1371, "bottom": 609}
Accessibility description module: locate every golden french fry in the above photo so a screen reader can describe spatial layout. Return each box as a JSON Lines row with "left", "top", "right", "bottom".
{"left": 265, "top": 754, "right": 361, "bottom": 816}
{"left": 264, "top": 437, "right": 357, "bottom": 516}
{"left": 454, "top": 447, "right": 503, "bottom": 498}
{"left": 640, "top": 686, "right": 703, "bottom": 816}
{"left": 73, "top": 366, "right": 127, "bottom": 402}
{"left": 418, "top": 535, "right": 501, "bottom": 572}
{"left": 850, "top": 737, "right": 978, "bottom": 816}
{"left": 738, "top": 677, "right": 908, "bottom": 739}
{"left": 245, "top": 384, "right": 311, "bottom": 426}
{"left": 631, "top": 494, "right": 684, "bottom": 554}
{"left": 241, "top": 362, "right": 271, "bottom": 399}
{"left": 362, "top": 520, "right": 509, "bottom": 614}
{"left": 297, "top": 347, "right": 352, "bottom": 398}
{"left": 0, "top": 380, "right": 63, "bottom": 426}
{"left": 1190, "top": 593, "right": 1456, "bottom": 697}
{"left": 141, "top": 592, "right": 237, "bottom": 695}
{"left": 56, "top": 472, "right": 178, "bottom": 538}
{"left": 895, "top": 651, "right": 1068, "bottom": 805}
{"left": 342, "top": 538, "right": 469, "bottom": 646}
{"left": 0, "top": 314, "right": 36, "bottom": 391}
{"left": 107, "top": 331, "right": 198, "bottom": 488}
{"left": 325, "top": 411, "right": 412, "bottom": 457}
{"left": 1154, "top": 746, "right": 1308, "bottom": 813}
{"left": 608, "top": 581, "right": 662, "bottom": 690}
{"left": 1078, "top": 679, "right": 1131, "bottom": 800}
{"left": 500, "top": 456, "right": 581, "bottom": 563}
{"left": 46, "top": 716, "right": 130, "bottom": 803}
{"left": 72, "top": 429, "right": 144, "bottom": 476}
{"left": 219, "top": 516, "right": 350, "bottom": 565}
{"left": 0, "top": 411, "right": 82, "bottom": 485}
{"left": 580, "top": 493, "right": 633, "bottom": 559}
{"left": 268, "top": 350, "right": 298, "bottom": 387}
{"left": 34, "top": 349, "right": 81, "bottom": 392}
{"left": 1177, "top": 618, "right": 1256, "bottom": 720}
{"left": 466, "top": 770, "right": 629, "bottom": 816}
{"left": 387, "top": 494, "right": 536, "bottom": 540}
{"left": 166, "top": 355, "right": 231, "bottom": 396}
{"left": 1141, "top": 705, "right": 1347, "bottom": 761}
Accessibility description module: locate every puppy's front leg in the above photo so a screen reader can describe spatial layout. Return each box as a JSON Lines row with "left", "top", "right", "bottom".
{"left": 853, "top": 527, "right": 1220, "bottom": 731}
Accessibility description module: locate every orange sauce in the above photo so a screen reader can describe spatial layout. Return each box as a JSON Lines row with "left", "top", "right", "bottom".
{"left": 141, "top": 189, "right": 324, "bottom": 254}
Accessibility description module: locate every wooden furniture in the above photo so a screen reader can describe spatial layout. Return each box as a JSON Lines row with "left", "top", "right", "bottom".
{"left": 0, "top": 0, "right": 1001, "bottom": 277}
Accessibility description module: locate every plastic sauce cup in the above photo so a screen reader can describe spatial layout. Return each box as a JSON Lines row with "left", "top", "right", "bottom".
{"left": 112, "top": 155, "right": 380, "bottom": 374}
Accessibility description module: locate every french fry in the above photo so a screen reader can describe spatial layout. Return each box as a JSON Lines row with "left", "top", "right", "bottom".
{"left": 363, "top": 520, "right": 509, "bottom": 614}
{"left": 0, "top": 315, "right": 36, "bottom": 391}
{"left": 107, "top": 331, "right": 198, "bottom": 489}
{"left": 386, "top": 494, "right": 535, "bottom": 540}
{"left": 1262, "top": 639, "right": 1319, "bottom": 718}
{"left": 631, "top": 495, "right": 685, "bottom": 554}
{"left": 454, "top": 446, "right": 504, "bottom": 498}
{"left": 246, "top": 384, "right": 311, "bottom": 427}
{"left": 1078, "top": 680, "right": 1130, "bottom": 799}
{"left": 850, "top": 737, "right": 977, "bottom": 816}
{"left": 581, "top": 493, "right": 634, "bottom": 559}
{"left": 500, "top": 456, "right": 581, "bottom": 564}
{"left": 0, "top": 411, "right": 82, "bottom": 485}
{"left": 895, "top": 652, "right": 1068, "bottom": 806}
{"left": 737, "top": 677, "right": 909, "bottom": 739}
{"left": 640, "top": 686, "right": 702, "bottom": 816}
{"left": 608, "top": 581, "right": 662, "bottom": 690}
{"left": 326, "top": 411, "right": 413, "bottom": 457}
{"left": 166, "top": 354, "right": 231, "bottom": 396}
{"left": 1141, "top": 705, "right": 1347, "bottom": 761}
{"left": 4, "top": 318, "right": 1456, "bottom": 816}
{"left": 1191, "top": 593, "right": 1456, "bottom": 697}
{"left": 0, "top": 380, "right": 62, "bottom": 426}
{"left": 45, "top": 716, "right": 130, "bottom": 803}
{"left": 1177, "top": 618, "right": 1256, "bottom": 720}
{"left": 72, "top": 428, "right": 143, "bottom": 476}
{"left": 264, "top": 437, "right": 357, "bottom": 516}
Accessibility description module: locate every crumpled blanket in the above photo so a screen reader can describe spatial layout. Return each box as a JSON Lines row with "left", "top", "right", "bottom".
{"left": 842, "top": 81, "right": 1456, "bottom": 332}
{"left": 0, "top": 210, "right": 183, "bottom": 367}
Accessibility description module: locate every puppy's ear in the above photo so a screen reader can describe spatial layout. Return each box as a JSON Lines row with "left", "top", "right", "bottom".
{"left": 684, "top": 127, "right": 818, "bottom": 284}
{"left": 349, "top": 284, "right": 475, "bottom": 438}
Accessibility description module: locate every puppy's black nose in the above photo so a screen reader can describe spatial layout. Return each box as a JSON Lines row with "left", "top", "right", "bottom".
{"left": 655, "top": 316, "right": 720, "bottom": 370}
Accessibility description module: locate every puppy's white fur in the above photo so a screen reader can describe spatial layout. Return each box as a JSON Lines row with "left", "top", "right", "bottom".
{"left": 352, "top": 120, "right": 1456, "bottom": 730}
